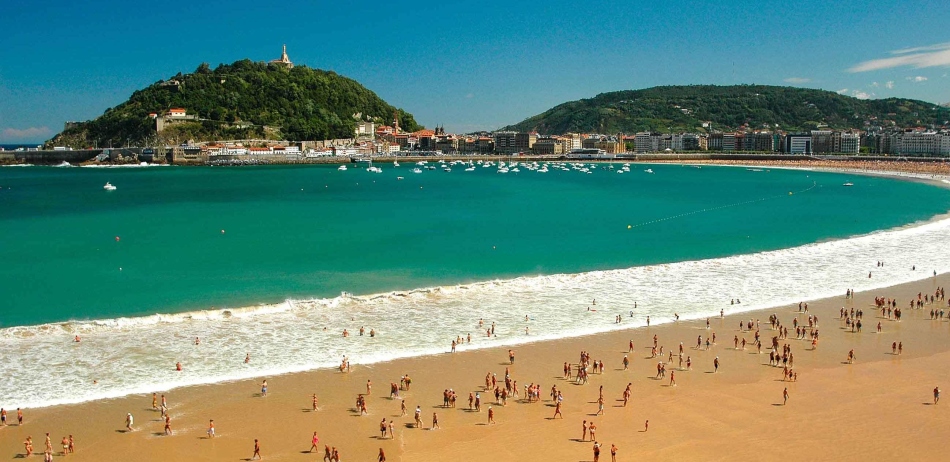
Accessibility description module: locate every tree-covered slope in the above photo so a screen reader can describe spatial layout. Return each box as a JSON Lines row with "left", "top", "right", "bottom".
{"left": 48, "top": 60, "right": 420, "bottom": 148}
{"left": 503, "top": 85, "right": 949, "bottom": 134}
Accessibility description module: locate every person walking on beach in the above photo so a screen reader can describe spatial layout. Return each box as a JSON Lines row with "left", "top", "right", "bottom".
{"left": 553, "top": 401, "right": 563, "bottom": 419}
{"left": 783, "top": 387, "right": 789, "bottom": 405}
{"left": 669, "top": 370, "right": 676, "bottom": 387}
{"left": 432, "top": 412, "right": 440, "bottom": 429}
{"left": 589, "top": 421, "right": 597, "bottom": 441}
{"left": 935, "top": 387, "right": 940, "bottom": 405}
{"left": 67, "top": 435, "right": 74, "bottom": 454}
{"left": 593, "top": 442, "right": 601, "bottom": 462}
{"left": 261, "top": 380, "right": 268, "bottom": 397}
{"left": 251, "top": 439, "right": 261, "bottom": 460}
{"left": 378, "top": 448, "right": 387, "bottom": 462}
{"left": 312, "top": 394, "right": 319, "bottom": 411}
{"left": 207, "top": 420, "right": 215, "bottom": 438}
{"left": 714, "top": 357, "right": 719, "bottom": 373}
{"left": 611, "top": 444, "right": 618, "bottom": 462}
{"left": 164, "top": 415, "right": 171, "bottom": 435}
{"left": 487, "top": 406, "right": 495, "bottom": 424}
{"left": 582, "top": 420, "right": 588, "bottom": 441}
{"left": 17, "top": 408, "right": 23, "bottom": 426}
{"left": 125, "top": 413, "right": 134, "bottom": 432}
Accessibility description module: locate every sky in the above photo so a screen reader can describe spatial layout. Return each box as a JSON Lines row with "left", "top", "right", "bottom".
{"left": 1, "top": 0, "right": 949, "bottom": 143}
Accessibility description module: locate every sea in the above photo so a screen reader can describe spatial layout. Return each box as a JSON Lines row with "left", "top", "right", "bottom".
{"left": 2, "top": 160, "right": 950, "bottom": 409}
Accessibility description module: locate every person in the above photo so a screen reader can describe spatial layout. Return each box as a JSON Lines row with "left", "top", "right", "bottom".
{"left": 367, "top": 379, "right": 372, "bottom": 395}
{"left": 589, "top": 421, "right": 597, "bottom": 440}
{"left": 164, "top": 415, "right": 172, "bottom": 435}
{"left": 611, "top": 444, "right": 618, "bottom": 462}
{"left": 509, "top": 349, "right": 515, "bottom": 364}
{"left": 553, "top": 400, "right": 563, "bottom": 418}
{"left": 487, "top": 406, "right": 495, "bottom": 424}
{"left": 312, "top": 394, "right": 319, "bottom": 411}
{"left": 432, "top": 412, "right": 440, "bottom": 429}
{"left": 261, "top": 379, "right": 268, "bottom": 397}
{"left": 176, "top": 361, "right": 182, "bottom": 371}
{"left": 24, "top": 436, "right": 33, "bottom": 457}
{"left": 311, "top": 432, "right": 320, "bottom": 452}
{"left": 593, "top": 441, "right": 601, "bottom": 462}
{"left": 935, "top": 387, "right": 941, "bottom": 405}
{"left": 67, "top": 435, "right": 74, "bottom": 454}
{"left": 388, "top": 420, "right": 395, "bottom": 439}
{"left": 0, "top": 408, "right": 5, "bottom": 426}
{"left": 45, "top": 433, "right": 52, "bottom": 453}
{"left": 378, "top": 448, "right": 387, "bottom": 462}
{"left": 245, "top": 353, "right": 251, "bottom": 364}
{"left": 644, "top": 419, "right": 649, "bottom": 432}
{"left": 152, "top": 393, "right": 158, "bottom": 410}
{"left": 125, "top": 413, "right": 133, "bottom": 432}
{"left": 714, "top": 356, "right": 719, "bottom": 373}
{"left": 61, "top": 436, "right": 68, "bottom": 455}
{"left": 622, "top": 355, "right": 629, "bottom": 370}
{"left": 669, "top": 370, "right": 676, "bottom": 387}
{"left": 17, "top": 408, "right": 23, "bottom": 425}
{"left": 251, "top": 439, "right": 261, "bottom": 460}
{"left": 582, "top": 420, "right": 588, "bottom": 441}
{"left": 207, "top": 419, "right": 215, "bottom": 438}
{"left": 414, "top": 406, "right": 422, "bottom": 428}
{"left": 783, "top": 387, "right": 789, "bottom": 405}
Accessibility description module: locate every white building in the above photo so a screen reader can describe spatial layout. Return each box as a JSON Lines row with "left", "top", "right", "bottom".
{"left": 898, "top": 132, "right": 939, "bottom": 155}
{"left": 839, "top": 132, "right": 860, "bottom": 154}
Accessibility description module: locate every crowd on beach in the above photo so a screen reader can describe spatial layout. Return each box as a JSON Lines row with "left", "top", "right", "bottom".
{"left": 652, "top": 158, "right": 950, "bottom": 178}
{"left": 9, "top": 268, "right": 950, "bottom": 460}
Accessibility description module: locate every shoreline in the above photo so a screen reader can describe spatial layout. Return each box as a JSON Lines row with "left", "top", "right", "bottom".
{"left": 3, "top": 269, "right": 949, "bottom": 460}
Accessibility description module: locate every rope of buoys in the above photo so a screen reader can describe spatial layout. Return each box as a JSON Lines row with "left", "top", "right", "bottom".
{"left": 627, "top": 181, "right": 818, "bottom": 230}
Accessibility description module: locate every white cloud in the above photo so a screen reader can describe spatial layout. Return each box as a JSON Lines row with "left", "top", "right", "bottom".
{"left": 906, "top": 76, "right": 928, "bottom": 82}
{"left": 837, "top": 88, "right": 849, "bottom": 94}
{"left": 849, "top": 42, "right": 950, "bottom": 72}
{"left": 870, "top": 82, "right": 879, "bottom": 88}
{"left": 885, "top": 81, "right": 894, "bottom": 89}
{"left": 783, "top": 77, "right": 811, "bottom": 84}
{"left": 0, "top": 126, "right": 51, "bottom": 141}
{"left": 851, "top": 90, "right": 873, "bottom": 100}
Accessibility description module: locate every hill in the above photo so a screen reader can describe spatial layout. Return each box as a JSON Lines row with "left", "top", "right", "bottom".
{"left": 48, "top": 60, "right": 420, "bottom": 148}
{"left": 502, "top": 85, "right": 949, "bottom": 134}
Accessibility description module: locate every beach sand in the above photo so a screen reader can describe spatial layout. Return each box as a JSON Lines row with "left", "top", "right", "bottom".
{"left": 2, "top": 271, "right": 949, "bottom": 461}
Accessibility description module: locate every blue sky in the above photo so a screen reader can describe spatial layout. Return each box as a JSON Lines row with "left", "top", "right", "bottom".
{"left": 1, "top": 0, "right": 949, "bottom": 143}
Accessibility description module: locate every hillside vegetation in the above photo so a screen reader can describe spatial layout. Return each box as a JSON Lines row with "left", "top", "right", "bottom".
{"left": 48, "top": 60, "right": 420, "bottom": 148}
{"left": 502, "top": 85, "right": 949, "bottom": 134}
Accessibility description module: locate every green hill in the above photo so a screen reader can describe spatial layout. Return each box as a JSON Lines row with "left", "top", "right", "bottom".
{"left": 48, "top": 60, "right": 420, "bottom": 148}
{"left": 502, "top": 85, "right": 949, "bottom": 134}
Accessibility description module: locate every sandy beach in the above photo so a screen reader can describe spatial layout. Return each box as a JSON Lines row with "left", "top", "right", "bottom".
{"left": 2, "top": 271, "right": 949, "bottom": 461}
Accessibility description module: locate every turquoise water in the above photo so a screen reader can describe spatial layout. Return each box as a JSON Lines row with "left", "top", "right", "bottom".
{"left": 5, "top": 161, "right": 950, "bottom": 409}
{"left": 1, "top": 162, "right": 949, "bottom": 328}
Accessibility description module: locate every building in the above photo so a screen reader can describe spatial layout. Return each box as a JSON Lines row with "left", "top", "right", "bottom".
{"left": 811, "top": 130, "right": 834, "bottom": 154}
{"left": 269, "top": 45, "right": 294, "bottom": 69}
{"left": 898, "top": 131, "right": 940, "bottom": 155}
{"left": 156, "top": 108, "right": 198, "bottom": 132}
{"left": 633, "top": 132, "right": 653, "bottom": 152}
{"left": 356, "top": 122, "right": 376, "bottom": 138}
{"left": 784, "top": 133, "right": 812, "bottom": 154}
{"left": 837, "top": 132, "right": 861, "bottom": 154}
{"left": 493, "top": 132, "right": 518, "bottom": 154}
{"left": 515, "top": 132, "right": 537, "bottom": 153}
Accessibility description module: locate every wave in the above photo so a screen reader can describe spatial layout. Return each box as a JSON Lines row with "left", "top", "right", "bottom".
{"left": 0, "top": 163, "right": 34, "bottom": 167}
{"left": 3, "top": 212, "right": 950, "bottom": 409}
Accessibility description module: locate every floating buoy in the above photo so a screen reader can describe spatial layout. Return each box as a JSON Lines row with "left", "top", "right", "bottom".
{"left": 221, "top": 229, "right": 226, "bottom": 234}
{"left": 115, "top": 236, "right": 120, "bottom": 242}
{"left": 627, "top": 225, "right": 632, "bottom": 229}
{"left": 788, "top": 192, "right": 793, "bottom": 195}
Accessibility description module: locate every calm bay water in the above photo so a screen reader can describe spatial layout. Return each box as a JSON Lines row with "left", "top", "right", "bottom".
{"left": 2, "top": 161, "right": 950, "bottom": 408}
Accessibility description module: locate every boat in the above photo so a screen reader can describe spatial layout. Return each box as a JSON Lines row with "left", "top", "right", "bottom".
{"left": 644, "top": 168, "right": 654, "bottom": 174}
{"left": 397, "top": 176, "right": 404, "bottom": 180}
{"left": 412, "top": 168, "right": 422, "bottom": 174}
{"left": 338, "top": 165, "right": 347, "bottom": 171}
{"left": 465, "top": 167, "right": 476, "bottom": 172}
{"left": 393, "top": 161, "right": 400, "bottom": 167}
{"left": 616, "top": 170, "right": 624, "bottom": 174}
{"left": 103, "top": 182, "right": 117, "bottom": 191}
{"left": 843, "top": 182, "right": 854, "bottom": 187}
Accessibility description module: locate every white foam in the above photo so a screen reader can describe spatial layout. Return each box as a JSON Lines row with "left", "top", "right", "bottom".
{"left": 2, "top": 213, "right": 950, "bottom": 409}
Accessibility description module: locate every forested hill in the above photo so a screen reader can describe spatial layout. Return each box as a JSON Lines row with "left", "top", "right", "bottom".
{"left": 502, "top": 85, "right": 949, "bottom": 134}
{"left": 48, "top": 60, "right": 420, "bottom": 148}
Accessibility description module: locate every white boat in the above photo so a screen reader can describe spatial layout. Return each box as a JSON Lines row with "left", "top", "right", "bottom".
{"left": 465, "top": 167, "right": 476, "bottom": 172}
{"left": 443, "top": 167, "right": 451, "bottom": 172}
{"left": 616, "top": 170, "right": 624, "bottom": 174}
{"left": 338, "top": 165, "right": 348, "bottom": 171}
{"left": 393, "top": 161, "right": 399, "bottom": 167}
{"left": 397, "top": 176, "right": 404, "bottom": 180}
{"left": 416, "top": 161, "right": 426, "bottom": 166}
{"left": 103, "top": 182, "right": 117, "bottom": 191}
{"left": 511, "top": 167, "right": 520, "bottom": 173}
{"left": 644, "top": 168, "right": 654, "bottom": 174}
{"left": 412, "top": 168, "right": 422, "bottom": 174}
{"left": 843, "top": 182, "right": 854, "bottom": 187}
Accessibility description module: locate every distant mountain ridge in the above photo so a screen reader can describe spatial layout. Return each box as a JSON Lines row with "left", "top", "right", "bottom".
{"left": 502, "top": 85, "right": 949, "bottom": 134}
{"left": 48, "top": 59, "right": 420, "bottom": 148}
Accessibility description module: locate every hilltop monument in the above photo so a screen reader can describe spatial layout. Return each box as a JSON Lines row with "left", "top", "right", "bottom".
{"left": 270, "top": 44, "right": 293, "bottom": 69}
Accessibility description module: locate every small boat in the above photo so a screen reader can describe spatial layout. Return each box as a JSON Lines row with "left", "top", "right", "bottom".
{"left": 644, "top": 168, "right": 654, "bottom": 174}
{"left": 616, "top": 170, "right": 624, "bottom": 174}
{"left": 393, "top": 161, "right": 400, "bottom": 167}
{"left": 843, "top": 182, "right": 854, "bottom": 187}
{"left": 397, "top": 176, "right": 404, "bottom": 180}
{"left": 338, "top": 165, "right": 347, "bottom": 171}
{"left": 103, "top": 182, "right": 117, "bottom": 191}
{"left": 412, "top": 168, "right": 422, "bottom": 174}
{"left": 465, "top": 167, "right": 476, "bottom": 172}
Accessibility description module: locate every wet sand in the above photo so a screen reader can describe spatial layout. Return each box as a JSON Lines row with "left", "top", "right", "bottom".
{"left": 2, "top": 272, "right": 949, "bottom": 461}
